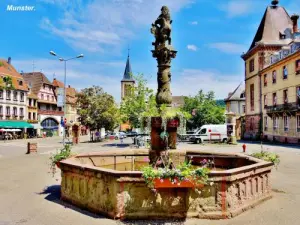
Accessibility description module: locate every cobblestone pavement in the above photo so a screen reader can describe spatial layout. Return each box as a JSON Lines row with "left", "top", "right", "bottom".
{"left": 0, "top": 137, "right": 300, "bottom": 225}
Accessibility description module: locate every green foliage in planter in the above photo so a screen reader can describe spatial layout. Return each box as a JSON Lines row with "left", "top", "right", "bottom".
{"left": 142, "top": 161, "right": 210, "bottom": 189}
{"left": 49, "top": 144, "right": 74, "bottom": 176}
{"left": 1, "top": 76, "right": 15, "bottom": 90}
{"left": 251, "top": 151, "right": 280, "bottom": 168}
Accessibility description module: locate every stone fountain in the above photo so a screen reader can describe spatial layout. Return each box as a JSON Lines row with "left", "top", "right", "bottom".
{"left": 57, "top": 6, "right": 275, "bottom": 221}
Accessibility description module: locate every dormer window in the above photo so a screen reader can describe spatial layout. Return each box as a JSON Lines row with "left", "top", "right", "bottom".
{"left": 19, "top": 80, "right": 23, "bottom": 86}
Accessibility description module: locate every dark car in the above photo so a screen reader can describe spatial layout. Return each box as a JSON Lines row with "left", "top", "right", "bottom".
{"left": 126, "top": 131, "right": 138, "bottom": 137}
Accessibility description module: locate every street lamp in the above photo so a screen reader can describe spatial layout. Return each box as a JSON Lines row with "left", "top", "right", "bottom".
{"left": 49, "top": 50, "right": 84, "bottom": 145}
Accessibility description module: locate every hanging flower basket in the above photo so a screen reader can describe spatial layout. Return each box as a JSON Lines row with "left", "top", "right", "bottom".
{"left": 153, "top": 178, "right": 204, "bottom": 188}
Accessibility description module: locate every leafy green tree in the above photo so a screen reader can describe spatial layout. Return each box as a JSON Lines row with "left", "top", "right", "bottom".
{"left": 182, "top": 90, "right": 225, "bottom": 130}
{"left": 76, "top": 86, "right": 119, "bottom": 131}
{"left": 120, "top": 74, "right": 157, "bottom": 128}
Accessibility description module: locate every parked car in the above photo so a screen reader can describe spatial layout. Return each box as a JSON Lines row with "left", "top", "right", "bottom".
{"left": 126, "top": 131, "right": 138, "bottom": 137}
{"left": 189, "top": 125, "right": 227, "bottom": 144}
{"left": 106, "top": 133, "right": 119, "bottom": 140}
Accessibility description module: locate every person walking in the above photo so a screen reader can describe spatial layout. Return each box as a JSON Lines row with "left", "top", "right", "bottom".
{"left": 120, "top": 134, "right": 124, "bottom": 144}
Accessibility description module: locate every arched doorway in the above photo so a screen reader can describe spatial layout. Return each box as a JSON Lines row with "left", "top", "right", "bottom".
{"left": 41, "top": 118, "right": 59, "bottom": 137}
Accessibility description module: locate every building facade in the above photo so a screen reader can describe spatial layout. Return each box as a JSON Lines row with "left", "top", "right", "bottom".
{"left": 224, "top": 83, "right": 246, "bottom": 140}
{"left": 23, "top": 72, "right": 64, "bottom": 137}
{"left": 241, "top": 0, "right": 299, "bottom": 140}
{"left": 52, "top": 78, "right": 80, "bottom": 137}
{"left": 262, "top": 41, "right": 300, "bottom": 143}
{"left": 0, "top": 58, "right": 32, "bottom": 137}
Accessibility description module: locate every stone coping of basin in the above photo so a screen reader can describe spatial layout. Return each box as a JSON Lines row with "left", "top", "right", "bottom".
{"left": 60, "top": 149, "right": 274, "bottom": 183}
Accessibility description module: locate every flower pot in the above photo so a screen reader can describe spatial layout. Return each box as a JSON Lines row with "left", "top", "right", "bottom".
{"left": 55, "top": 161, "right": 61, "bottom": 169}
{"left": 153, "top": 178, "right": 204, "bottom": 188}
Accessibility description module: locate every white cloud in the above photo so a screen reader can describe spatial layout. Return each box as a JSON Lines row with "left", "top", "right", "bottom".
{"left": 171, "top": 69, "right": 243, "bottom": 99}
{"left": 187, "top": 44, "right": 198, "bottom": 51}
{"left": 40, "top": 0, "right": 193, "bottom": 53}
{"left": 189, "top": 21, "right": 198, "bottom": 25}
{"left": 208, "top": 42, "right": 246, "bottom": 54}
{"left": 220, "top": 0, "right": 255, "bottom": 18}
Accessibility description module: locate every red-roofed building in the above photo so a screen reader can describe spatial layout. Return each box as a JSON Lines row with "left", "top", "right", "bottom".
{"left": 0, "top": 57, "right": 32, "bottom": 137}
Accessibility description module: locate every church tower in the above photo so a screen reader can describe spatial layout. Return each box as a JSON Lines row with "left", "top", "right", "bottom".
{"left": 121, "top": 50, "right": 135, "bottom": 99}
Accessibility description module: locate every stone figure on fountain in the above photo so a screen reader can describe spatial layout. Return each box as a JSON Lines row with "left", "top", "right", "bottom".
{"left": 151, "top": 6, "right": 177, "bottom": 106}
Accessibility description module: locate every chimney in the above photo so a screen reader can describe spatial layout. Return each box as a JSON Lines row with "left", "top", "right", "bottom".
{"left": 271, "top": 0, "right": 279, "bottom": 8}
{"left": 7, "top": 57, "right": 11, "bottom": 65}
{"left": 291, "top": 14, "right": 299, "bottom": 33}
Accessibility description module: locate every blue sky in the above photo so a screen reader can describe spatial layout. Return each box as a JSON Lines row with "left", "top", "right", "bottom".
{"left": 0, "top": 0, "right": 299, "bottom": 103}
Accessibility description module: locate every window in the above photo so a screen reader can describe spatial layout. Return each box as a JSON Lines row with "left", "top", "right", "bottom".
{"left": 52, "top": 96, "right": 54, "bottom": 102}
{"left": 46, "top": 105, "right": 50, "bottom": 110}
{"left": 264, "top": 116, "right": 268, "bottom": 131}
{"left": 240, "top": 92, "right": 245, "bottom": 98}
{"left": 283, "top": 89, "right": 288, "bottom": 104}
{"left": 250, "top": 84, "right": 254, "bottom": 111}
{"left": 264, "top": 74, "right": 267, "bottom": 86}
{"left": 20, "top": 92, "right": 24, "bottom": 102}
{"left": 250, "top": 118, "right": 254, "bottom": 131}
{"left": 273, "top": 93, "right": 277, "bottom": 106}
{"left": 272, "top": 70, "right": 277, "bottom": 83}
{"left": 0, "top": 90, "right": 3, "bottom": 99}
{"left": 283, "top": 66, "right": 288, "bottom": 79}
{"left": 297, "top": 86, "right": 300, "bottom": 107}
{"left": 13, "top": 91, "right": 18, "bottom": 101}
{"left": 273, "top": 117, "right": 278, "bottom": 130}
{"left": 283, "top": 115, "right": 289, "bottom": 132}
{"left": 6, "top": 107, "right": 10, "bottom": 116}
{"left": 20, "top": 108, "right": 24, "bottom": 117}
{"left": 200, "top": 129, "right": 207, "bottom": 134}
{"left": 41, "top": 94, "right": 44, "bottom": 100}
{"left": 296, "top": 59, "right": 300, "bottom": 75}
{"left": 249, "top": 59, "right": 255, "bottom": 72}
{"left": 47, "top": 95, "right": 49, "bottom": 101}
{"left": 243, "top": 105, "right": 245, "bottom": 113}
{"left": 19, "top": 80, "right": 23, "bottom": 86}
{"left": 0, "top": 106, "right": 2, "bottom": 115}
{"left": 33, "top": 112, "right": 36, "bottom": 120}
{"left": 264, "top": 95, "right": 267, "bottom": 108}
{"left": 28, "top": 112, "right": 31, "bottom": 120}
{"left": 29, "top": 99, "right": 32, "bottom": 106}
{"left": 297, "top": 115, "right": 300, "bottom": 132}
{"left": 6, "top": 90, "right": 11, "bottom": 100}
{"left": 13, "top": 107, "right": 17, "bottom": 116}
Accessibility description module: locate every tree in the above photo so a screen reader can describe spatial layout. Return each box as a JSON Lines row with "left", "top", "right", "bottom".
{"left": 182, "top": 90, "right": 225, "bottom": 130}
{"left": 76, "top": 86, "right": 119, "bottom": 131}
{"left": 120, "top": 74, "right": 157, "bottom": 128}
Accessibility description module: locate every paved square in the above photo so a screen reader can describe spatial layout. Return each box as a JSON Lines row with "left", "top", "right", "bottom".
{"left": 0, "top": 137, "right": 300, "bottom": 225}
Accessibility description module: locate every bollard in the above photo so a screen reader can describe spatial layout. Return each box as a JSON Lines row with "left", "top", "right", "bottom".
{"left": 27, "top": 142, "right": 37, "bottom": 154}
{"left": 242, "top": 144, "right": 246, "bottom": 153}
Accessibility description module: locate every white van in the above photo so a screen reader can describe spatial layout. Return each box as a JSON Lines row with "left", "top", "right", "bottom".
{"left": 189, "top": 124, "right": 227, "bottom": 144}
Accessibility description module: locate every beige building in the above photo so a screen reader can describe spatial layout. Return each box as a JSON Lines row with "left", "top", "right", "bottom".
{"left": 261, "top": 42, "right": 300, "bottom": 143}
{"left": 241, "top": 0, "right": 299, "bottom": 140}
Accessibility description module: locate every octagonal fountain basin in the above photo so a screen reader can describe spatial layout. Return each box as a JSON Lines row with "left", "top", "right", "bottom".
{"left": 59, "top": 150, "right": 274, "bottom": 220}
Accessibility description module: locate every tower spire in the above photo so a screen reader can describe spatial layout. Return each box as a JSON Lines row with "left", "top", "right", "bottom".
{"left": 128, "top": 45, "right": 130, "bottom": 58}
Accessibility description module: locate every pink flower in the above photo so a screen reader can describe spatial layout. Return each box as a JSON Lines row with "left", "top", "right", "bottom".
{"left": 144, "top": 157, "right": 150, "bottom": 162}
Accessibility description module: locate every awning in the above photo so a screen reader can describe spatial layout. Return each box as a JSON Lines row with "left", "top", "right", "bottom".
{"left": 0, "top": 121, "right": 33, "bottom": 129}
{"left": 31, "top": 124, "right": 43, "bottom": 129}
{"left": 0, "top": 129, "right": 22, "bottom": 132}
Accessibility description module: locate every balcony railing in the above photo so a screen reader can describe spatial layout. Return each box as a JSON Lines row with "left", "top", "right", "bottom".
{"left": 266, "top": 102, "right": 300, "bottom": 114}
{"left": 28, "top": 106, "right": 37, "bottom": 110}
{"left": 38, "top": 110, "right": 64, "bottom": 116}
{"left": 27, "top": 119, "right": 38, "bottom": 124}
